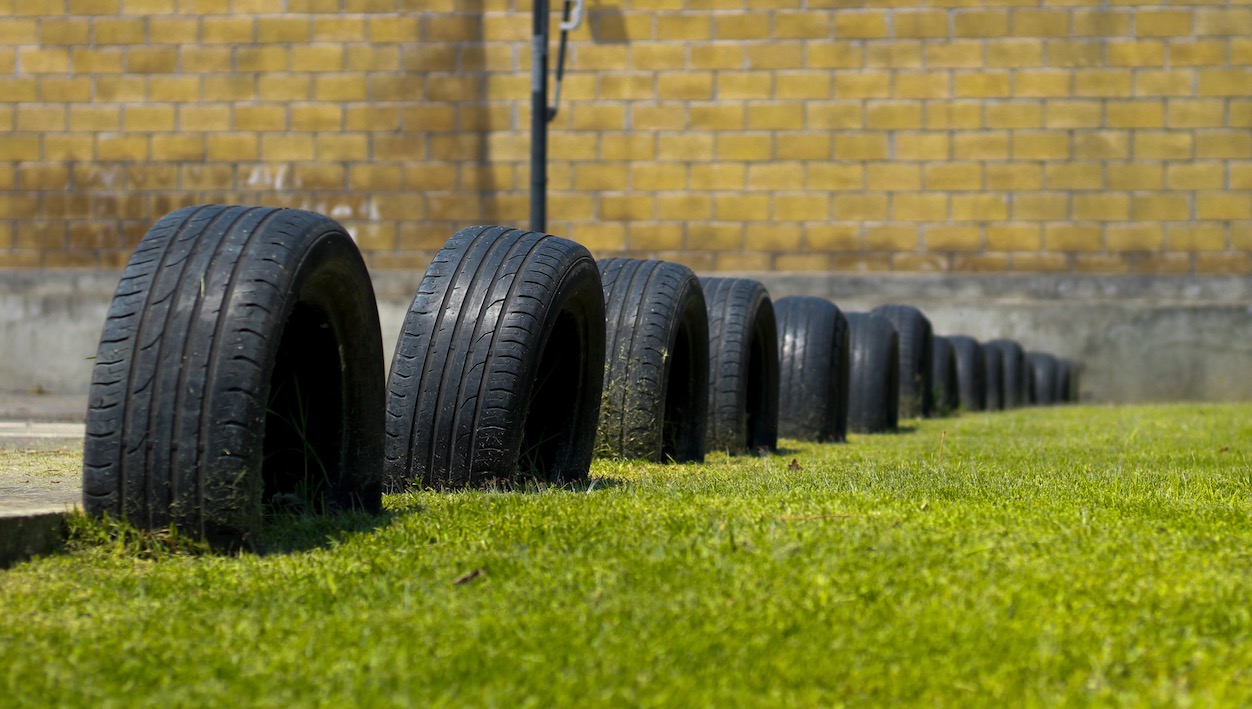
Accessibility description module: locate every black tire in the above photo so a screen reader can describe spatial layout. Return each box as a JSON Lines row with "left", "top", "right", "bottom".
{"left": 982, "top": 341, "right": 1005, "bottom": 411}
{"left": 1056, "top": 358, "right": 1080, "bottom": 403}
{"left": 930, "top": 336, "right": 960, "bottom": 416}
{"left": 700, "top": 277, "right": 779, "bottom": 455}
{"left": 947, "top": 335, "right": 986, "bottom": 412}
{"left": 385, "top": 226, "right": 605, "bottom": 489}
{"left": 845, "top": 312, "right": 900, "bottom": 434}
{"left": 870, "top": 305, "right": 934, "bottom": 419}
{"left": 1029, "top": 352, "right": 1060, "bottom": 406}
{"left": 986, "top": 339, "right": 1028, "bottom": 409}
{"left": 83, "top": 205, "right": 385, "bottom": 549}
{"left": 775, "top": 296, "right": 850, "bottom": 443}
{"left": 596, "top": 258, "right": 709, "bottom": 463}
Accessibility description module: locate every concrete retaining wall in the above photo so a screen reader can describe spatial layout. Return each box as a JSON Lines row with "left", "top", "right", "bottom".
{"left": 3, "top": 270, "right": 1249, "bottom": 404}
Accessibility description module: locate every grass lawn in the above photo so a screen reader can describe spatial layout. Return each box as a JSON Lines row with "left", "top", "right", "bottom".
{"left": 3, "top": 403, "right": 1252, "bottom": 706}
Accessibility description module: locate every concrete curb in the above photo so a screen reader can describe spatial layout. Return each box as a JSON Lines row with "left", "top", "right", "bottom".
{"left": 0, "top": 506, "right": 74, "bottom": 568}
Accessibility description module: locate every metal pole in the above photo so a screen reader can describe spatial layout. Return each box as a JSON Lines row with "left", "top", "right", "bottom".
{"left": 529, "top": 0, "right": 550, "bottom": 233}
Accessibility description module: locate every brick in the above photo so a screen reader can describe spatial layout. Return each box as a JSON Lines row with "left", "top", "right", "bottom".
{"left": 926, "top": 103, "right": 982, "bottom": 130}
{"left": 806, "top": 225, "right": 860, "bottom": 251}
{"left": 926, "top": 226, "right": 981, "bottom": 252}
{"left": 748, "top": 163, "right": 804, "bottom": 190}
{"left": 1195, "top": 9, "right": 1252, "bottom": 36}
{"left": 658, "top": 134, "right": 714, "bottom": 161}
{"left": 986, "top": 103, "right": 1042, "bottom": 129}
{"left": 687, "top": 223, "right": 742, "bottom": 250}
{"left": 262, "top": 134, "right": 315, "bottom": 161}
{"left": 1073, "top": 70, "right": 1133, "bottom": 97}
{"left": 179, "top": 105, "right": 230, "bottom": 131}
{"left": 865, "top": 41, "right": 923, "bottom": 70}
{"left": 714, "top": 193, "right": 771, "bottom": 221}
{"left": 258, "top": 16, "right": 311, "bottom": 42}
{"left": 835, "top": 72, "right": 892, "bottom": 99}
{"left": 892, "top": 193, "right": 948, "bottom": 221}
{"left": 987, "top": 164, "right": 1042, "bottom": 191}
{"left": 632, "top": 43, "right": 686, "bottom": 71}
{"left": 655, "top": 194, "right": 712, "bottom": 222}
{"left": 775, "top": 11, "right": 831, "bottom": 39}
{"left": 69, "top": 105, "right": 120, "bottom": 131}
{"left": 1136, "top": 10, "right": 1191, "bottom": 37}
{"left": 866, "top": 163, "right": 921, "bottom": 191}
{"left": 834, "top": 134, "right": 889, "bottom": 160}
{"left": 631, "top": 104, "right": 684, "bottom": 131}
{"left": 207, "top": 134, "right": 258, "bottom": 161}
{"left": 1198, "top": 132, "right": 1252, "bottom": 159}
{"left": 891, "top": 254, "right": 948, "bottom": 272}
{"left": 1107, "top": 40, "right": 1165, "bottom": 67}
{"left": 1073, "top": 194, "right": 1130, "bottom": 221}
{"left": 202, "top": 17, "right": 255, "bottom": 44}
{"left": 1107, "top": 162, "right": 1162, "bottom": 189}
{"left": 896, "top": 133, "right": 950, "bottom": 160}
{"left": 99, "top": 135, "right": 150, "bottom": 161}
{"left": 16, "top": 106, "right": 64, "bottom": 131}
{"left": 717, "top": 72, "right": 772, "bottom": 100}
{"left": 628, "top": 224, "right": 684, "bottom": 252}
{"left": 1135, "top": 70, "right": 1194, "bottom": 97}
{"left": 774, "top": 252, "right": 833, "bottom": 272}
{"left": 655, "top": 73, "right": 713, "bottom": 101}
{"left": 865, "top": 102, "right": 923, "bottom": 130}
{"left": 893, "top": 72, "right": 950, "bottom": 100}
{"left": 926, "top": 162, "right": 981, "bottom": 190}
{"left": 986, "top": 39, "right": 1044, "bottom": 68}
{"left": 1197, "top": 194, "right": 1252, "bottom": 220}
{"left": 1133, "top": 193, "right": 1190, "bottom": 221}
{"left": 775, "top": 194, "right": 830, "bottom": 222}
{"left": 1195, "top": 253, "right": 1251, "bottom": 275}
{"left": 1168, "top": 163, "right": 1225, "bottom": 190}
{"left": 39, "top": 77, "right": 91, "bottom": 103}
{"left": 689, "top": 45, "right": 744, "bottom": 70}
{"left": 1044, "top": 224, "right": 1101, "bottom": 252}
{"left": 955, "top": 10, "right": 1009, "bottom": 37}
{"left": 291, "top": 104, "right": 342, "bottom": 131}
{"left": 1235, "top": 223, "right": 1252, "bottom": 251}
{"left": 808, "top": 164, "right": 864, "bottom": 191}
{"left": 955, "top": 72, "right": 1011, "bottom": 97}
{"left": 1012, "top": 10, "right": 1068, "bottom": 37}
{"left": 748, "top": 104, "right": 805, "bottom": 130}
{"left": 125, "top": 105, "right": 176, "bottom": 132}
{"left": 689, "top": 163, "right": 745, "bottom": 191}
{"left": 953, "top": 133, "right": 1009, "bottom": 160}
{"left": 831, "top": 254, "right": 891, "bottom": 272}
{"left": 21, "top": 48, "right": 70, "bottom": 73}
{"left": 1107, "top": 224, "right": 1163, "bottom": 252}
{"left": 715, "top": 14, "right": 771, "bottom": 40}
{"left": 926, "top": 41, "right": 983, "bottom": 68}
{"left": 1107, "top": 101, "right": 1164, "bottom": 128}
{"left": 630, "top": 164, "right": 684, "bottom": 190}
{"left": 1015, "top": 71, "right": 1070, "bottom": 98}
{"left": 204, "top": 76, "right": 256, "bottom": 101}
{"left": 1234, "top": 164, "right": 1252, "bottom": 190}
{"left": 807, "top": 42, "right": 863, "bottom": 69}
{"left": 776, "top": 72, "right": 833, "bottom": 100}
{"left": 1200, "top": 70, "right": 1252, "bottom": 97}
{"left": 894, "top": 11, "right": 947, "bottom": 38}
{"left": 1015, "top": 193, "right": 1069, "bottom": 221}
{"left": 714, "top": 253, "right": 772, "bottom": 271}
{"left": 865, "top": 225, "right": 919, "bottom": 250}
{"left": 1072, "top": 10, "right": 1131, "bottom": 36}
{"left": 952, "top": 194, "right": 1008, "bottom": 221}
{"left": 1133, "top": 132, "right": 1191, "bottom": 160}
{"left": 1041, "top": 162, "right": 1101, "bottom": 190}
{"left": 1049, "top": 41, "right": 1102, "bottom": 68}
{"left": 44, "top": 135, "right": 94, "bottom": 161}
{"left": 807, "top": 102, "right": 864, "bottom": 130}
{"left": 1168, "top": 225, "right": 1225, "bottom": 252}
{"left": 985, "top": 224, "right": 1041, "bottom": 251}
{"left": 95, "top": 18, "right": 144, "bottom": 44}
{"left": 836, "top": 11, "right": 888, "bottom": 38}
{"left": 1072, "top": 254, "right": 1128, "bottom": 274}
{"left": 747, "top": 44, "right": 805, "bottom": 70}
{"left": 832, "top": 193, "right": 888, "bottom": 221}
{"left": 1170, "top": 40, "right": 1225, "bottom": 67}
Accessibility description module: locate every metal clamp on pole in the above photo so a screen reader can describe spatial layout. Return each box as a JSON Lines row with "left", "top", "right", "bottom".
{"left": 559, "top": 0, "right": 584, "bottom": 32}
{"left": 547, "top": 0, "right": 582, "bottom": 123}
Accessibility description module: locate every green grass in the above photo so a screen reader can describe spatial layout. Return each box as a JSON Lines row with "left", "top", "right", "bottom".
{"left": 4, "top": 403, "right": 1252, "bottom": 706}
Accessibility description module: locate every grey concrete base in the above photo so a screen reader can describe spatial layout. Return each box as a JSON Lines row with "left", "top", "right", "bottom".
{"left": 0, "top": 507, "right": 71, "bottom": 568}
{"left": 3, "top": 269, "right": 1250, "bottom": 403}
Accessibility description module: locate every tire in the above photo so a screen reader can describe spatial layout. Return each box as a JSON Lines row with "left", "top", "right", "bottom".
{"left": 775, "top": 296, "right": 850, "bottom": 443}
{"left": 700, "top": 277, "right": 779, "bottom": 455}
{"left": 83, "top": 205, "right": 385, "bottom": 549}
{"left": 1056, "top": 358, "right": 1079, "bottom": 403}
{"left": 845, "top": 312, "right": 899, "bottom": 434}
{"left": 947, "top": 335, "right": 986, "bottom": 412}
{"left": 985, "top": 339, "right": 1028, "bottom": 409}
{"left": 385, "top": 226, "right": 605, "bottom": 489}
{"left": 930, "top": 336, "right": 960, "bottom": 417}
{"left": 870, "top": 305, "right": 934, "bottom": 419}
{"left": 596, "top": 258, "right": 709, "bottom": 463}
{"left": 982, "top": 341, "right": 1004, "bottom": 411}
{"left": 1029, "top": 352, "right": 1060, "bottom": 406}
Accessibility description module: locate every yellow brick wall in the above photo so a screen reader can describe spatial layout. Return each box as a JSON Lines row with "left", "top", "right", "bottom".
{"left": 1, "top": 1, "right": 1250, "bottom": 274}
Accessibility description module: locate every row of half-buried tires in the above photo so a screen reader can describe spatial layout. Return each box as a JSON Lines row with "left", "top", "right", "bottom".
{"left": 83, "top": 207, "right": 1075, "bottom": 548}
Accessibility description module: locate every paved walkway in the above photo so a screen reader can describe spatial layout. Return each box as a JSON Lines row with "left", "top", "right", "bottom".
{"left": 0, "top": 393, "right": 85, "bottom": 566}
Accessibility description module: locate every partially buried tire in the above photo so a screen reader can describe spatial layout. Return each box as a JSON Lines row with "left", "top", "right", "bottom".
{"left": 869, "top": 305, "right": 933, "bottom": 419}
{"left": 385, "top": 226, "right": 605, "bottom": 489}
{"left": 83, "top": 205, "right": 385, "bottom": 549}
{"left": 596, "top": 258, "right": 709, "bottom": 463}
{"left": 981, "top": 341, "right": 1005, "bottom": 412}
{"left": 947, "top": 335, "right": 986, "bottom": 412}
{"left": 700, "top": 277, "right": 779, "bottom": 455}
{"left": 1028, "top": 352, "right": 1060, "bottom": 406}
{"left": 930, "top": 335, "right": 960, "bottom": 417}
{"left": 986, "top": 339, "right": 1028, "bottom": 409}
{"left": 775, "top": 296, "right": 850, "bottom": 443}
{"left": 845, "top": 312, "right": 899, "bottom": 434}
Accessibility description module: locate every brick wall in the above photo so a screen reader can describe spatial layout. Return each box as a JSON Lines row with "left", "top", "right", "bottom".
{"left": 0, "top": 1, "right": 1249, "bottom": 274}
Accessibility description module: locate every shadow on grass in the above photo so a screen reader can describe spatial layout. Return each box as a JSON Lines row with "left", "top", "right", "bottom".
{"left": 258, "top": 509, "right": 407, "bottom": 555}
